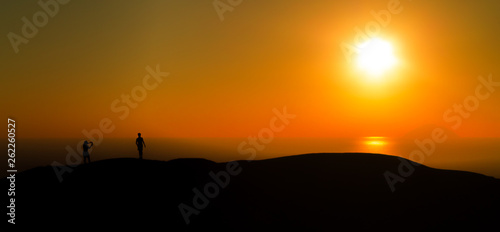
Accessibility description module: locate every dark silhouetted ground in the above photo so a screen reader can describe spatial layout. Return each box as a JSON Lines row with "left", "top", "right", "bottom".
{"left": 3, "top": 153, "right": 500, "bottom": 230}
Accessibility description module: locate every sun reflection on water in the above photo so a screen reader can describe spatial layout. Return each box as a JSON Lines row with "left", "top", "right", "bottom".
{"left": 361, "top": 137, "right": 390, "bottom": 154}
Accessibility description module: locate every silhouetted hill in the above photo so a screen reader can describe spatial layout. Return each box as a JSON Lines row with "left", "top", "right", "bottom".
{"left": 3, "top": 153, "right": 500, "bottom": 230}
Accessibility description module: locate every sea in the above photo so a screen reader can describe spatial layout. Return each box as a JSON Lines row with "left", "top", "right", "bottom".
{"left": 6, "top": 137, "right": 500, "bottom": 179}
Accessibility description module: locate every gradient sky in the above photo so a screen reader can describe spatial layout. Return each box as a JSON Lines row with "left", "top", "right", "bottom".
{"left": 1, "top": 0, "right": 499, "bottom": 138}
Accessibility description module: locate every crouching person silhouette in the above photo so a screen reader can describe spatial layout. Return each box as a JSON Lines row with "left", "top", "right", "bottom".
{"left": 136, "top": 133, "right": 146, "bottom": 159}
{"left": 83, "top": 140, "right": 93, "bottom": 164}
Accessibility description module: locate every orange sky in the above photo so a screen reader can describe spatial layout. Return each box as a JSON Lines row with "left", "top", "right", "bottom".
{"left": 1, "top": 0, "right": 499, "bottom": 138}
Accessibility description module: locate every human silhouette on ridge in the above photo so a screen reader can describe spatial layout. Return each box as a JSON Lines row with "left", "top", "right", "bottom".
{"left": 82, "top": 140, "right": 93, "bottom": 164}
{"left": 136, "top": 133, "right": 146, "bottom": 159}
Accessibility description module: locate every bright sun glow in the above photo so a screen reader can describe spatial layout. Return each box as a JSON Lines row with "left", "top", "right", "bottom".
{"left": 356, "top": 38, "right": 398, "bottom": 78}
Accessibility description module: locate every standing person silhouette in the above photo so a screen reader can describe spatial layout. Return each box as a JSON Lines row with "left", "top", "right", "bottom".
{"left": 82, "top": 140, "right": 93, "bottom": 164}
{"left": 136, "top": 133, "right": 146, "bottom": 159}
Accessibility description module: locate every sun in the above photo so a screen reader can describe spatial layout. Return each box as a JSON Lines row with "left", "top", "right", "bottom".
{"left": 355, "top": 38, "right": 398, "bottom": 78}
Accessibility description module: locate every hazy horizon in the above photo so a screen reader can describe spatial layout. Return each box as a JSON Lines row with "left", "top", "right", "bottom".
{"left": 6, "top": 136, "right": 500, "bottom": 179}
